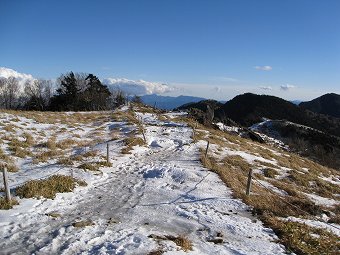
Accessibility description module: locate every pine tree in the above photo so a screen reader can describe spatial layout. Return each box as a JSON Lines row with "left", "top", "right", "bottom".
{"left": 83, "top": 74, "right": 111, "bottom": 110}
{"left": 50, "top": 72, "right": 81, "bottom": 111}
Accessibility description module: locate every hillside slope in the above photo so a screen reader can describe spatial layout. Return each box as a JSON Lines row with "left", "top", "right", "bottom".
{"left": 215, "top": 93, "right": 340, "bottom": 138}
{"left": 0, "top": 108, "right": 287, "bottom": 254}
{"left": 300, "top": 93, "right": 340, "bottom": 118}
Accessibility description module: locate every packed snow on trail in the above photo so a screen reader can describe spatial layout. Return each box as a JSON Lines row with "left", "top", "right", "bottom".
{"left": 0, "top": 111, "right": 287, "bottom": 254}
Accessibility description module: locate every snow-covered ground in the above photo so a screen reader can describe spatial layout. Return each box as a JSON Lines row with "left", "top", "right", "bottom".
{"left": 0, "top": 111, "right": 287, "bottom": 254}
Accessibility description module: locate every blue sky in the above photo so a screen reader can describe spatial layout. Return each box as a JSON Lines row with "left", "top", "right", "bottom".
{"left": 1, "top": 0, "right": 339, "bottom": 100}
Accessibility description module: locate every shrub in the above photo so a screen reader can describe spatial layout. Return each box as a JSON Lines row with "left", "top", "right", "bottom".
{"left": 122, "top": 136, "right": 145, "bottom": 154}
{"left": 0, "top": 197, "right": 18, "bottom": 210}
{"left": 266, "top": 217, "right": 340, "bottom": 255}
{"left": 56, "top": 138, "right": 77, "bottom": 149}
{"left": 57, "top": 157, "right": 74, "bottom": 166}
{"left": 78, "top": 163, "right": 100, "bottom": 171}
{"left": 263, "top": 168, "right": 279, "bottom": 178}
{"left": 16, "top": 175, "right": 87, "bottom": 199}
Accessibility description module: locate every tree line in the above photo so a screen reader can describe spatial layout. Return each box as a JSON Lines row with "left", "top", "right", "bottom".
{"left": 0, "top": 72, "right": 128, "bottom": 111}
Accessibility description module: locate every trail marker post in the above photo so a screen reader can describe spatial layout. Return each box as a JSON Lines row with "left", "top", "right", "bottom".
{"left": 142, "top": 128, "right": 146, "bottom": 143}
{"left": 2, "top": 166, "right": 11, "bottom": 202}
{"left": 106, "top": 143, "right": 110, "bottom": 164}
{"left": 246, "top": 169, "right": 253, "bottom": 195}
{"left": 205, "top": 141, "right": 210, "bottom": 158}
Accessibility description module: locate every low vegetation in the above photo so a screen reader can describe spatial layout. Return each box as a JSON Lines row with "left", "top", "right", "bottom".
{"left": 122, "top": 136, "right": 145, "bottom": 154}
{"left": 0, "top": 197, "right": 18, "bottom": 210}
{"left": 148, "top": 234, "right": 193, "bottom": 252}
{"left": 72, "top": 219, "right": 94, "bottom": 228}
{"left": 77, "top": 162, "right": 100, "bottom": 172}
{"left": 194, "top": 120, "right": 340, "bottom": 255}
{"left": 16, "top": 175, "right": 87, "bottom": 199}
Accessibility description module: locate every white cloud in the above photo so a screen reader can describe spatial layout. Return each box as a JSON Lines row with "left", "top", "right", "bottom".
{"left": 0, "top": 67, "right": 36, "bottom": 91}
{"left": 280, "top": 84, "right": 295, "bottom": 91}
{"left": 254, "top": 65, "right": 272, "bottom": 71}
{"left": 0, "top": 67, "right": 35, "bottom": 82}
{"left": 259, "top": 86, "right": 272, "bottom": 90}
{"left": 102, "top": 78, "right": 173, "bottom": 95}
{"left": 214, "top": 86, "right": 222, "bottom": 93}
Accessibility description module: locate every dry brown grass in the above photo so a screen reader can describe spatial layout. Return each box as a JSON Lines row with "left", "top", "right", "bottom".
{"left": 0, "top": 197, "right": 18, "bottom": 210}
{"left": 165, "top": 235, "right": 193, "bottom": 252}
{"left": 148, "top": 234, "right": 193, "bottom": 252}
{"left": 263, "top": 168, "right": 279, "bottom": 178}
{"left": 56, "top": 138, "right": 77, "bottom": 150}
{"left": 254, "top": 159, "right": 278, "bottom": 169}
{"left": 32, "top": 149, "right": 63, "bottom": 164}
{"left": 77, "top": 163, "right": 100, "bottom": 171}
{"left": 112, "top": 109, "right": 139, "bottom": 124}
{"left": 16, "top": 175, "right": 87, "bottom": 199}
{"left": 0, "top": 149, "right": 19, "bottom": 171}
{"left": 7, "top": 137, "right": 33, "bottom": 158}
{"left": 5, "top": 163, "right": 19, "bottom": 172}
{"left": 45, "top": 137, "right": 57, "bottom": 150}
{"left": 95, "top": 161, "right": 113, "bottom": 167}
{"left": 265, "top": 217, "right": 340, "bottom": 255}
{"left": 3, "top": 124, "right": 17, "bottom": 133}
{"left": 57, "top": 157, "right": 74, "bottom": 166}
{"left": 82, "top": 150, "right": 98, "bottom": 157}
{"left": 23, "top": 133, "right": 35, "bottom": 146}
{"left": 71, "top": 154, "right": 83, "bottom": 161}
{"left": 223, "top": 155, "right": 251, "bottom": 173}
{"left": 11, "top": 146, "right": 32, "bottom": 158}
{"left": 201, "top": 150, "right": 337, "bottom": 254}
{"left": 72, "top": 219, "right": 94, "bottom": 228}
{"left": 121, "top": 136, "right": 145, "bottom": 154}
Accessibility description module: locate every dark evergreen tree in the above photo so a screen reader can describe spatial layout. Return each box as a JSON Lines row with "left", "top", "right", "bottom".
{"left": 49, "top": 72, "right": 81, "bottom": 111}
{"left": 83, "top": 74, "right": 111, "bottom": 110}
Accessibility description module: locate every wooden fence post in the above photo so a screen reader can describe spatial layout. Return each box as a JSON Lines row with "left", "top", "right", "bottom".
{"left": 205, "top": 141, "right": 210, "bottom": 158}
{"left": 246, "top": 169, "right": 253, "bottom": 195}
{"left": 142, "top": 128, "right": 146, "bottom": 143}
{"left": 192, "top": 123, "right": 197, "bottom": 141}
{"left": 2, "top": 166, "right": 11, "bottom": 202}
{"left": 106, "top": 143, "right": 110, "bottom": 164}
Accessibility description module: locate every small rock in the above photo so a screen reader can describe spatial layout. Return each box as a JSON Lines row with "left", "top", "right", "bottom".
{"left": 216, "top": 232, "right": 223, "bottom": 238}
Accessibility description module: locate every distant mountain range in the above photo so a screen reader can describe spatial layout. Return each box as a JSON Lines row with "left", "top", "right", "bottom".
{"left": 139, "top": 94, "right": 206, "bottom": 110}
{"left": 177, "top": 92, "right": 340, "bottom": 137}
{"left": 176, "top": 92, "right": 340, "bottom": 169}
{"left": 215, "top": 93, "right": 309, "bottom": 127}
{"left": 176, "top": 99, "right": 223, "bottom": 112}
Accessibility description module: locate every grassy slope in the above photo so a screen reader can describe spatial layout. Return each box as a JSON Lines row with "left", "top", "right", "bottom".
{"left": 179, "top": 118, "right": 340, "bottom": 255}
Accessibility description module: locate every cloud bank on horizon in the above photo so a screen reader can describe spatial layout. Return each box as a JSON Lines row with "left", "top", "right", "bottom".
{"left": 0, "top": 67, "right": 35, "bottom": 85}
{"left": 103, "top": 78, "right": 174, "bottom": 95}
{"left": 0, "top": 67, "right": 330, "bottom": 101}
{"left": 0, "top": 67, "right": 174, "bottom": 96}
